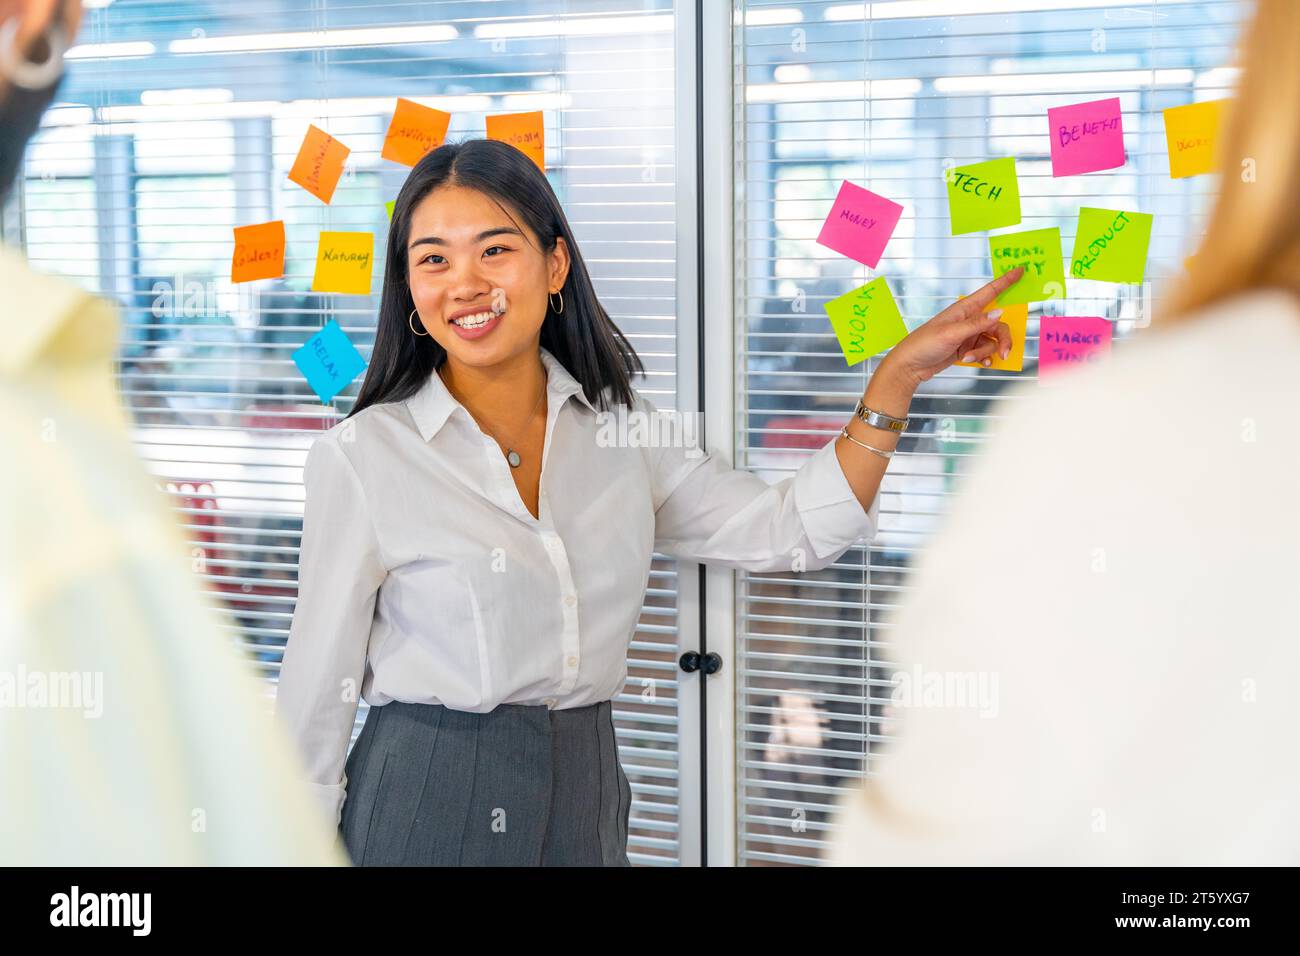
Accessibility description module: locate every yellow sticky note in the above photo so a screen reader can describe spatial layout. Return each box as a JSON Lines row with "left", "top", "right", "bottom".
{"left": 312, "top": 231, "right": 373, "bottom": 295}
{"left": 1163, "top": 99, "right": 1226, "bottom": 179}
{"left": 385, "top": 199, "right": 395, "bottom": 221}
{"left": 955, "top": 299, "right": 1027, "bottom": 372}
{"left": 231, "top": 220, "right": 285, "bottom": 283}
{"left": 486, "top": 111, "right": 545, "bottom": 172}
{"left": 288, "top": 124, "right": 351, "bottom": 203}
{"left": 382, "top": 98, "right": 451, "bottom": 167}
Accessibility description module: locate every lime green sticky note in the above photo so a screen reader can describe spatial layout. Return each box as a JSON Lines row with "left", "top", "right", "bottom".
{"left": 946, "top": 157, "right": 1022, "bottom": 235}
{"left": 1069, "top": 207, "right": 1153, "bottom": 283}
{"left": 385, "top": 199, "right": 396, "bottom": 220}
{"left": 988, "top": 227, "right": 1066, "bottom": 304}
{"left": 823, "top": 276, "right": 907, "bottom": 367}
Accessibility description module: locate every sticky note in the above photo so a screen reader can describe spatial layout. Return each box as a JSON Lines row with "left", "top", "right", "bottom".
{"left": 293, "top": 319, "right": 367, "bottom": 403}
{"left": 231, "top": 220, "right": 285, "bottom": 283}
{"left": 1163, "top": 99, "right": 1226, "bottom": 179}
{"left": 382, "top": 98, "right": 451, "bottom": 167}
{"left": 1038, "top": 316, "right": 1112, "bottom": 376}
{"left": 311, "top": 231, "right": 374, "bottom": 295}
{"left": 1048, "top": 97, "right": 1125, "bottom": 177}
{"left": 988, "top": 227, "right": 1066, "bottom": 305}
{"left": 815, "top": 180, "right": 904, "bottom": 269}
{"left": 956, "top": 300, "right": 1027, "bottom": 372}
{"left": 823, "top": 277, "right": 907, "bottom": 367}
{"left": 946, "top": 157, "right": 1021, "bottom": 235}
{"left": 1070, "top": 207, "right": 1153, "bottom": 283}
{"left": 486, "top": 111, "right": 545, "bottom": 172}
{"left": 385, "top": 199, "right": 395, "bottom": 221}
{"left": 288, "top": 125, "right": 351, "bottom": 203}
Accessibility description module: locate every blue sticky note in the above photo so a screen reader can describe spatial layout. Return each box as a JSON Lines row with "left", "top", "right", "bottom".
{"left": 292, "top": 319, "right": 366, "bottom": 403}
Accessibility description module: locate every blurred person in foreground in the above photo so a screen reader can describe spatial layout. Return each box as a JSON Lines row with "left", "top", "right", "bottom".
{"left": 827, "top": 0, "right": 1300, "bottom": 866}
{"left": 0, "top": 0, "right": 344, "bottom": 864}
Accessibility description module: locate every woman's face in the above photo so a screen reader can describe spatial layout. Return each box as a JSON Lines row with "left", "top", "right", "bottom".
{"left": 405, "top": 184, "right": 568, "bottom": 371}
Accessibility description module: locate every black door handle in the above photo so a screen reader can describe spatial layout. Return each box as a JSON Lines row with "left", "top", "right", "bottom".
{"left": 679, "top": 651, "right": 722, "bottom": 675}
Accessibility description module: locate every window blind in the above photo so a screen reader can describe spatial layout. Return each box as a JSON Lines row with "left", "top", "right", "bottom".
{"left": 732, "top": 0, "right": 1243, "bottom": 865}
{"left": 13, "top": 0, "right": 684, "bottom": 866}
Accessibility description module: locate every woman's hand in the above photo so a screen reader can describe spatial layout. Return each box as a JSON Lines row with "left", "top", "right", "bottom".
{"left": 875, "top": 266, "right": 1026, "bottom": 395}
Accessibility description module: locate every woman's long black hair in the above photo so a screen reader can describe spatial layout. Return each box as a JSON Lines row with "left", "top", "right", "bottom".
{"left": 345, "top": 137, "right": 644, "bottom": 420}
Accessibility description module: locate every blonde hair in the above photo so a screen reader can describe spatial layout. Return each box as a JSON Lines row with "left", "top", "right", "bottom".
{"left": 1162, "top": 0, "right": 1300, "bottom": 324}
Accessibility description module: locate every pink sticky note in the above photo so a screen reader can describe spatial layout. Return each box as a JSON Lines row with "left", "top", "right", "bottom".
{"left": 816, "top": 180, "right": 904, "bottom": 269}
{"left": 1048, "top": 97, "right": 1125, "bottom": 177}
{"left": 1039, "top": 316, "right": 1112, "bottom": 376}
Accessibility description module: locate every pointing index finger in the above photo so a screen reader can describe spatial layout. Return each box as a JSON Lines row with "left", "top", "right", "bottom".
{"left": 963, "top": 265, "right": 1025, "bottom": 314}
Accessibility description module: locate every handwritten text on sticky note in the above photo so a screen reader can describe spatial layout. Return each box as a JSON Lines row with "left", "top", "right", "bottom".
{"left": 1039, "top": 316, "right": 1111, "bottom": 376}
{"left": 312, "top": 231, "right": 374, "bottom": 295}
{"left": 816, "top": 180, "right": 904, "bottom": 269}
{"left": 293, "top": 319, "right": 367, "bottom": 403}
{"left": 1163, "top": 99, "right": 1226, "bottom": 179}
{"left": 486, "top": 111, "right": 545, "bottom": 172}
{"left": 988, "top": 227, "right": 1065, "bottom": 305}
{"left": 1048, "top": 97, "right": 1125, "bottom": 177}
{"left": 947, "top": 157, "right": 1021, "bottom": 235}
{"left": 956, "top": 300, "right": 1028, "bottom": 372}
{"left": 288, "top": 125, "right": 350, "bottom": 204}
{"left": 382, "top": 98, "right": 451, "bottom": 167}
{"left": 1070, "top": 207, "right": 1153, "bottom": 283}
{"left": 231, "top": 220, "right": 285, "bottom": 283}
{"left": 823, "top": 276, "right": 908, "bottom": 367}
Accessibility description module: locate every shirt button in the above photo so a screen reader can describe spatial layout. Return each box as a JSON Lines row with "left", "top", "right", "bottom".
{"left": 564, "top": 594, "right": 576, "bottom": 606}
{"left": 566, "top": 656, "right": 577, "bottom": 667}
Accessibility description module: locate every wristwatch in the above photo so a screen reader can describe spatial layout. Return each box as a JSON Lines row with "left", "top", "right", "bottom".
{"left": 853, "top": 397, "right": 909, "bottom": 433}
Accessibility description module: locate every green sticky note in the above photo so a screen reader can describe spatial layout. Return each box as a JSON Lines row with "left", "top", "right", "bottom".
{"left": 823, "top": 276, "right": 907, "bottom": 367}
{"left": 946, "top": 157, "right": 1022, "bottom": 235}
{"left": 385, "top": 199, "right": 396, "bottom": 220}
{"left": 1069, "top": 207, "right": 1153, "bottom": 283}
{"left": 988, "top": 227, "right": 1066, "bottom": 304}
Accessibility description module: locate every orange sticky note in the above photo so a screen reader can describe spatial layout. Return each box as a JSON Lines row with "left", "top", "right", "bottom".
{"left": 382, "top": 98, "right": 451, "bottom": 167}
{"left": 231, "top": 220, "right": 285, "bottom": 283}
{"left": 288, "top": 124, "right": 351, "bottom": 203}
{"left": 956, "top": 298, "right": 1027, "bottom": 372}
{"left": 1163, "top": 99, "right": 1226, "bottom": 179}
{"left": 312, "top": 231, "right": 373, "bottom": 295}
{"left": 486, "top": 111, "right": 545, "bottom": 172}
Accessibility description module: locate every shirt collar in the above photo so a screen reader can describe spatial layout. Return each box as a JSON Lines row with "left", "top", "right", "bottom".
{"left": 406, "top": 346, "right": 598, "bottom": 442}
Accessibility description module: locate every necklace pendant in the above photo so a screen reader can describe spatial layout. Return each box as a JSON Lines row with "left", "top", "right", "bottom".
{"left": 506, "top": 449, "right": 522, "bottom": 468}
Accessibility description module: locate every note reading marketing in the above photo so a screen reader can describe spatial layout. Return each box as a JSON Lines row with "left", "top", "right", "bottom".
{"left": 1048, "top": 97, "right": 1125, "bottom": 177}
{"left": 946, "top": 157, "right": 1022, "bottom": 235}
{"left": 1038, "top": 316, "right": 1112, "bottom": 376}
{"left": 988, "top": 227, "right": 1066, "bottom": 305}
{"left": 823, "top": 276, "right": 908, "bottom": 367}
{"left": 1069, "top": 207, "right": 1153, "bottom": 283}
{"left": 292, "top": 318, "right": 367, "bottom": 403}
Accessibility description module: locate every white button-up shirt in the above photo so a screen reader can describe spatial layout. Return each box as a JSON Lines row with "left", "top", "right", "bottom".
{"left": 275, "top": 346, "right": 880, "bottom": 826}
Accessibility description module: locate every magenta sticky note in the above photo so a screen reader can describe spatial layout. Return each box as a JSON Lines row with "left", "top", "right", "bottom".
{"left": 1048, "top": 97, "right": 1125, "bottom": 177}
{"left": 1039, "top": 316, "right": 1112, "bottom": 376}
{"left": 816, "top": 180, "right": 904, "bottom": 268}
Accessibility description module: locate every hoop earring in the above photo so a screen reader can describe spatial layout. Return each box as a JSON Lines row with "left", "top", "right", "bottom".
{"left": 0, "top": 17, "right": 67, "bottom": 90}
{"left": 548, "top": 289, "right": 565, "bottom": 315}
{"left": 409, "top": 308, "right": 429, "bottom": 336}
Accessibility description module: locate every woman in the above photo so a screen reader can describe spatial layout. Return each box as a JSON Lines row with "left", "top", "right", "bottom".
{"left": 826, "top": 0, "right": 1300, "bottom": 866}
{"left": 275, "top": 136, "right": 1024, "bottom": 866}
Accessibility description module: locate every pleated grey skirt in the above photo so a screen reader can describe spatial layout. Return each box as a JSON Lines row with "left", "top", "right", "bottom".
{"left": 338, "top": 698, "right": 632, "bottom": 866}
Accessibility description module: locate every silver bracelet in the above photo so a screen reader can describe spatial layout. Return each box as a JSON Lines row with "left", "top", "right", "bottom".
{"left": 839, "top": 425, "right": 893, "bottom": 460}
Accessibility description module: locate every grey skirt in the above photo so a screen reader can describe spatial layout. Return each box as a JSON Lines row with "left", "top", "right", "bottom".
{"left": 338, "top": 698, "right": 632, "bottom": 866}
